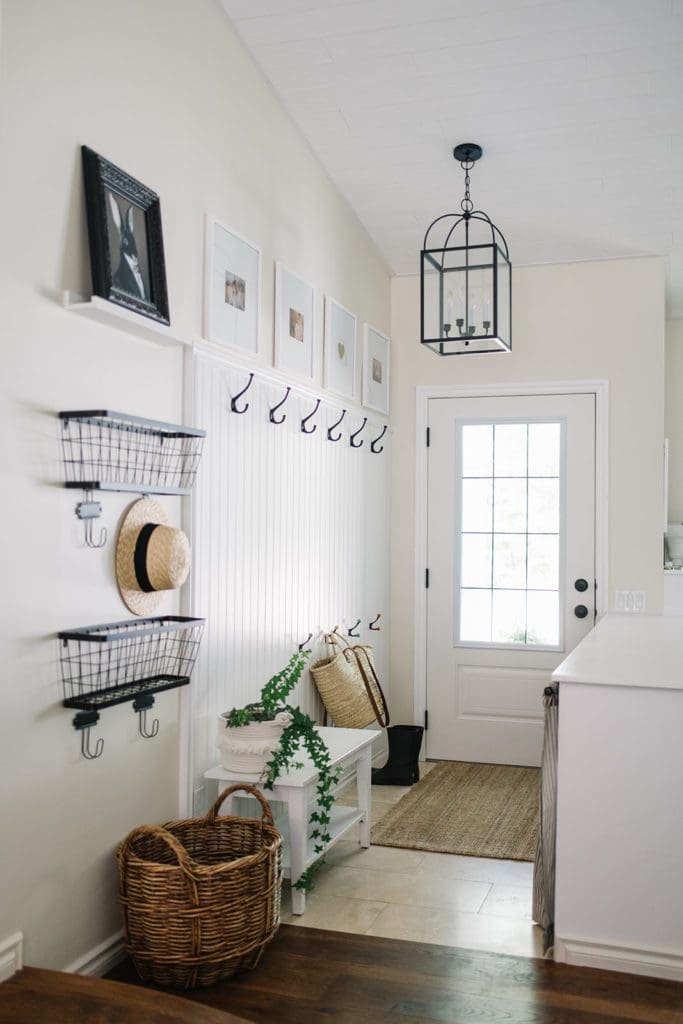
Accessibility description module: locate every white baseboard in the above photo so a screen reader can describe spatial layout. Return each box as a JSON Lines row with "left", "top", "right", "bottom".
{"left": 555, "top": 935, "right": 683, "bottom": 982}
{"left": 64, "top": 930, "right": 127, "bottom": 977}
{"left": 0, "top": 933, "right": 23, "bottom": 983}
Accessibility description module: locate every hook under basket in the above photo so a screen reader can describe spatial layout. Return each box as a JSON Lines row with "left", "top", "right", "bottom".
{"left": 73, "top": 711, "right": 104, "bottom": 760}
{"left": 76, "top": 493, "right": 107, "bottom": 549}
{"left": 134, "top": 694, "right": 160, "bottom": 739}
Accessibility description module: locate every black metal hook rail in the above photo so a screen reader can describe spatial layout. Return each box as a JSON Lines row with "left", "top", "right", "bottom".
{"left": 269, "top": 386, "right": 291, "bottom": 424}
{"left": 328, "top": 408, "right": 346, "bottom": 442}
{"left": 371, "top": 425, "right": 388, "bottom": 454}
{"left": 231, "top": 373, "right": 254, "bottom": 414}
{"left": 349, "top": 417, "right": 367, "bottom": 448}
{"left": 301, "top": 399, "right": 321, "bottom": 434}
{"left": 298, "top": 632, "right": 314, "bottom": 651}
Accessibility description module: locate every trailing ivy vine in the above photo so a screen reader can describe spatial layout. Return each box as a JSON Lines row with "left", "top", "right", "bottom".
{"left": 223, "top": 649, "right": 340, "bottom": 892}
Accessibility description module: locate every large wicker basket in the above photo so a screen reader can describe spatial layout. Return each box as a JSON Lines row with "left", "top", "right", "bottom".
{"left": 118, "top": 784, "right": 282, "bottom": 990}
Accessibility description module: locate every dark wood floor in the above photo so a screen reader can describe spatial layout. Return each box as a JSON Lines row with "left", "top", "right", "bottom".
{"left": 106, "top": 924, "right": 683, "bottom": 1023}
{"left": 0, "top": 966, "right": 249, "bottom": 1024}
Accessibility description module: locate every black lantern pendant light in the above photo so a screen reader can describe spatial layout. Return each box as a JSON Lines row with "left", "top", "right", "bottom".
{"left": 421, "top": 143, "right": 511, "bottom": 355}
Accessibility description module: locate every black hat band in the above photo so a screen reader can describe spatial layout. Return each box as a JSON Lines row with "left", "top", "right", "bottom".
{"left": 133, "top": 523, "right": 159, "bottom": 593}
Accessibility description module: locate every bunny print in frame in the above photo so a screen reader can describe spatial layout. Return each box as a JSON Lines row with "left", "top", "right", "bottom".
{"left": 81, "top": 146, "right": 170, "bottom": 325}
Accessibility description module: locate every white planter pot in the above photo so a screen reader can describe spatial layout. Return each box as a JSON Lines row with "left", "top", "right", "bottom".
{"left": 217, "top": 711, "right": 293, "bottom": 776}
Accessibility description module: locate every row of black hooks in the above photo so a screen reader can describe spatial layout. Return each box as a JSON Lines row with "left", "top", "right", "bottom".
{"left": 73, "top": 695, "right": 160, "bottom": 761}
{"left": 298, "top": 614, "right": 382, "bottom": 650}
{"left": 230, "top": 373, "right": 388, "bottom": 454}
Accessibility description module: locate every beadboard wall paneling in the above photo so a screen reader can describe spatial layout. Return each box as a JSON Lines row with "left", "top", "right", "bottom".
{"left": 187, "top": 350, "right": 391, "bottom": 803}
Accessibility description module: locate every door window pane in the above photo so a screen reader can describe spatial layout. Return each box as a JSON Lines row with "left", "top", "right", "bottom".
{"left": 493, "top": 534, "right": 526, "bottom": 589}
{"left": 493, "top": 479, "right": 527, "bottom": 532}
{"left": 462, "top": 424, "right": 493, "bottom": 476}
{"left": 460, "top": 588, "right": 492, "bottom": 643}
{"left": 462, "top": 478, "right": 493, "bottom": 532}
{"left": 494, "top": 423, "right": 527, "bottom": 477}
{"left": 492, "top": 590, "right": 527, "bottom": 643}
{"left": 461, "top": 534, "right": 492, "bottom": 587}
{"left": 528, "top": 479, "right": 560, "bottom": 532}
{"left": 527, "top": 534, "right": 559, "bottom": 589}
{"left": 527, "top": 591, "right": 560, "bottom": 645}
{"left": 457, "top": 420, "right": 562, "bottom": 646}
{"left": 529, "top": 423, "right": 561, "bottom": 476}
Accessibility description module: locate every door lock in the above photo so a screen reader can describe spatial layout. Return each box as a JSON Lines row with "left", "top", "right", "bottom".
{"left": 574, "top": 604, "right": 589, "bottom": 619}
{"left": 574, "top": 578, "right": 589, "bottom": 592}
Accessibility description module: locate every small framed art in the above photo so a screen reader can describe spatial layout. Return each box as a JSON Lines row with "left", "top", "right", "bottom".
{"left": 205, "top": 218, "right": 260, "bottom": 354}
{"left": 324, "top": 297, "right": 357, "bottom": 399}
{"left": 81, "top": 145, "right": 170, "bottom": 325}
{"left": 362, "top": 324, "right": 390, "bottom": 414}
{"left": 274, "top": 262, "right": 315, "bottom": 380}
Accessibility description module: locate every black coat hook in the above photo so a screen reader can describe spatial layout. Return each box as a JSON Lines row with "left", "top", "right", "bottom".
{"left": 134, "top": 695, "right": 159, "bottom": 740}
{"left": 298, "top": 632, "right": 314, "bottom": 651}
{"left": 371, "top": 425, "right": 388, "bottom": 454}
{"left": 73, "top": 711, "right": 104, "bottom": 761}
{"left": 231, "top": 373, "right": 254, "bottom": 414}
{"left": 369, "top": 613, "right": 382, "bottom": 631}
{"left": 348, "top": 618, "right": 361, "bottom": 638}
{"left": 301, "top": 399, "right": 321, "bottom": 435}
{"left": 349, "top": 417, "right": 368, "bottom": 448}
{"left": 269, "top": 386, "right": 291, "bottom": 425}
{"left": 328, "top": 408, "right": 346, "bottom": 442}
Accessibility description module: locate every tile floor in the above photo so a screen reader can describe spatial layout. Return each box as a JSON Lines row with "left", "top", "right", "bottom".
{"left": 281, "top": 762, "right": 544, "bottom": 959}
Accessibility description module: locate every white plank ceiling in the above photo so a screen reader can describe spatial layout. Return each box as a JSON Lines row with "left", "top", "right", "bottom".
{"left": 221, "top": 0, "right": 683, "bottom": 316}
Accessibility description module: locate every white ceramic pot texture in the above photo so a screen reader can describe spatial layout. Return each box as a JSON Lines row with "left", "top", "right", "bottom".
{"left": 217, "top": 711, "right": 293, "bottom": 776}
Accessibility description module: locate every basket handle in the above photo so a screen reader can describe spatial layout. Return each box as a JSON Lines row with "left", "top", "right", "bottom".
{"left": 119, "top": 824, "right": 195, "bottom": 875}
{"left": 206, "top": 783, "right": 276, "bottom": 827}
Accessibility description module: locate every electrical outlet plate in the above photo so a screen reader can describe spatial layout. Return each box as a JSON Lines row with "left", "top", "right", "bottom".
{"left": 0, "top": 932, "right": 23, "bottom": 982}
{"left": 615, "top": 590, "right": 646, "bottom": 612}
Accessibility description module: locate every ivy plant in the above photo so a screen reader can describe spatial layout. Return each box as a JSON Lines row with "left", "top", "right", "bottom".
{"left": 223, "top": 649, "right": 340, "bottom": 891}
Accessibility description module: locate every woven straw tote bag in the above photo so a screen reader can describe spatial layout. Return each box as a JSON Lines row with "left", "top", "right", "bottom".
{"left": 310, "top": 630, "right": 390, "bottom": 729}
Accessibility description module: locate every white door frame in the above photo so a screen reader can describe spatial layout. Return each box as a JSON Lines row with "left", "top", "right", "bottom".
{"left": 413, "top": 379, "right": 609, "bottom": 728}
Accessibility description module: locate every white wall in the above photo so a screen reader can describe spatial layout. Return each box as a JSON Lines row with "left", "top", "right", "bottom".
{"left": 0, "top": 0, "right": 389, "bottom": 970}
{"left": 665, "top": 319, "right": 683, "bottom": 521}
{"left": 390, "top": 258, "right": 665, "bottom": 722}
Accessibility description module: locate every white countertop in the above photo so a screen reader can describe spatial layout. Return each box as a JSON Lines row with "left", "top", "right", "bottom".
{"left": 552, "top": 615, "right": 683, "bottom": 690}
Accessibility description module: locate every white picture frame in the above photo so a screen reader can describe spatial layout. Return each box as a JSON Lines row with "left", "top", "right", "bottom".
{"left": 324, "top": 296, "right": 356, "bottom": 399}
{"left": 274, "top": 262, "right": 315, "bottom": 381}
{"left": 362, "top": 324, "right": 390, "bottom": 414}
{"left": 205, "top": 217, "right": 260, "bottom": 355}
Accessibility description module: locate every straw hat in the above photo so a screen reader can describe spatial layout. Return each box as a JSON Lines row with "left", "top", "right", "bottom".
{"left": 115, "top": 498, "right": 191, "bottom": 616}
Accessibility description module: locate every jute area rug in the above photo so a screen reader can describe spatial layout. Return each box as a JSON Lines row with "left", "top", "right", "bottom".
{"left": 371, "top": 761, "right": 540, "bottom": 862}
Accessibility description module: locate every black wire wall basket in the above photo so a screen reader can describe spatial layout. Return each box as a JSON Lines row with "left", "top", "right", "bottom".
{"left": 58, "top": 616, "right": 205, "bottom": 759}
{"left": 59, "top": 409, "right": 206, "bottom": 495}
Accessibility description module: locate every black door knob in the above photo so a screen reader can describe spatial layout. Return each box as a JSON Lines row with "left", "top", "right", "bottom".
{"left": 574, "top": 604, "right": 589, "bottom": 619}
{"left": 575, "top": 578, "right": 589, "bottom": 592}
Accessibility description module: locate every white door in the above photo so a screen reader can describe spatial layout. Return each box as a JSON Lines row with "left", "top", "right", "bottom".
{"left": 426, "top": 393, "right": 595, "bottom": 766}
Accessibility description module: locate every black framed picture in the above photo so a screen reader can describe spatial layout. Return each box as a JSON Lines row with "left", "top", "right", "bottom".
{"left": 81, "top": 145, "right": 170, "bottom": 325}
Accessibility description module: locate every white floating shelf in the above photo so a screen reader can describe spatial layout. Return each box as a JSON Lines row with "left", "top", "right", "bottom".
{"left": 62, "top": 291, "right": 192, "bottom": 349}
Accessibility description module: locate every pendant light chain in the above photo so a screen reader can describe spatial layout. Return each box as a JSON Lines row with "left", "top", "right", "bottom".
{"left": 460, "top": 159, "right": 474, "bottom": 216}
